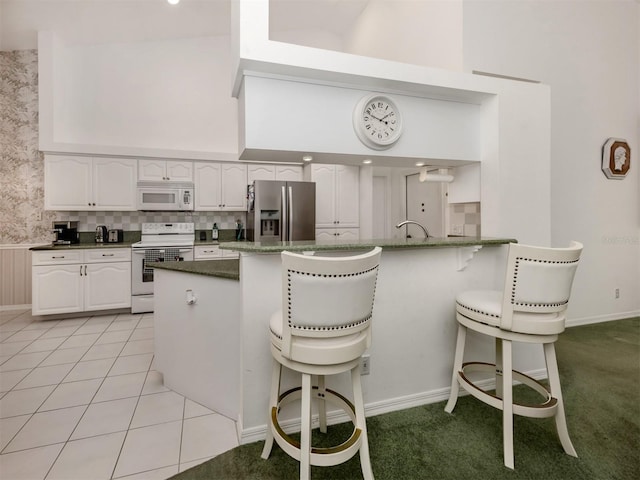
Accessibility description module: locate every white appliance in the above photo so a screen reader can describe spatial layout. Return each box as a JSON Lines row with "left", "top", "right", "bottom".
{"left": 137, "top": 182, "right": 194, "bottom": 211}
{"left": 131, "top": 222, "right": 195, "bottom": 313}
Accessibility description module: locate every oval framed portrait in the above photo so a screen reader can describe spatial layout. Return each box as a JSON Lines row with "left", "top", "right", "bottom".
{"left": 602, "top": 138, "right": 631, "bottom": 180}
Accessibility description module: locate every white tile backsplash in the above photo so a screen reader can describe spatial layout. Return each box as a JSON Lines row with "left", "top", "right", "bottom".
{"left": 449, "top": 202, "right": 481, "bottom": 236}
{"left": 55, "top": 211, "right": 246, "bottom": 233}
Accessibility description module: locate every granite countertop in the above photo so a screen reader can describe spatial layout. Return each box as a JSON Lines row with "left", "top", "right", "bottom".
{"left": 147, "top": 259, "right": 240, "bottom": 280}
{"left": 218, "top": 236, "right": 517, "bottom": 253}
{"left": 30, "top": 242, "right": 136, "bottom": 251}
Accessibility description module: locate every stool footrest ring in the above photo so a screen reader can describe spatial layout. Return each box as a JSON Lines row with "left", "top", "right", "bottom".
{"left": 457, "top": 362, "right": 558, "bottom": 419}
{"left": 270, "top": 386, "right": 363, "bottom": 467}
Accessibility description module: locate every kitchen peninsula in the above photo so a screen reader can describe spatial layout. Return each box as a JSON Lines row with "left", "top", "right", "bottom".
{"left": 151, "top": 236, "right": 550, "bottom": 446}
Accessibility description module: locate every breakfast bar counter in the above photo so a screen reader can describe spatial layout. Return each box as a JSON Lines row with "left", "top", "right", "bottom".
{"left": 218, "top": 235, "right": 516, "bottom": 253}
{"left": 152, "top": 236, "right": 551, "bottom": 446}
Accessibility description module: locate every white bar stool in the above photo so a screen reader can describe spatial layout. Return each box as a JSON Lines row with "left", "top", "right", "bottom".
{"left": 445, "top": 241, "right": 583, "bottom": 469}
{"left": 261, "top": 247, "right": 382, "bottom": 480}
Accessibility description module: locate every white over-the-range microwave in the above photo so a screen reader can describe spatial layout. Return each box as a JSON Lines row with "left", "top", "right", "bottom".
{"left": 136, "top": 182, "right": 194, "bottom": 211}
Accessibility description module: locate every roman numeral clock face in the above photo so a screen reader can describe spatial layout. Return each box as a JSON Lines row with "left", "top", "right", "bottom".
{"left": 353, "top": 94, "right": 403, "bottom": 150}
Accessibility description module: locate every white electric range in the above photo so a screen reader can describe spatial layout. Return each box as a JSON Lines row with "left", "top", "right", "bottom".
{"left": 131, "top": 222, "right": 195, "bottom": 313}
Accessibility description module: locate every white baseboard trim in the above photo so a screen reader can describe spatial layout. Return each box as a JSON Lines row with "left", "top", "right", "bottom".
{"left": 240, "top": 367, "right": 548, "bottom": 445}
{"left": 567, "top": 310, "right": 640, "bottom": 328}
{"left": 0, "top": 304, "right": 31, "bottom": 312}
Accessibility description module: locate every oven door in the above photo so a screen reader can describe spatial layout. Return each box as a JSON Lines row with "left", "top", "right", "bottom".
{"left": 131, "top": 247, "right": 194, "bottom": 295}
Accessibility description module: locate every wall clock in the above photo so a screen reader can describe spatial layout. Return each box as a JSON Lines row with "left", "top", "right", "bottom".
{"left": 353, "top": 94, "right": 403, "bottom": 150}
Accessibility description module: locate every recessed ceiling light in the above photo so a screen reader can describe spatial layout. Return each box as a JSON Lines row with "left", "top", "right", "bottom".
{"left": 362, "top": 159, "right": 372, "bottom": 164}
{"left": 168, "top": 0, "right": 180, "bottom": 5}
{"left": 302, "top": 155, "right": 313, "bottom": 162}
{"left": 415, "top": 162, "right": 425, "bottom": 167}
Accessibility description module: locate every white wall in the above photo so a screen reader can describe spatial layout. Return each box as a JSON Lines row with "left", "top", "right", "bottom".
{"left": 463, "top": 0, "right": 639, "bottom": 322}
{"left": 0, "top": 0, "right": 230, "bottom": 50}
{"left": 44, "top": 35, "right": 237, "bottom": 157}
{"left": 345, "top": 0, "right": 464, "bottom": 71}
{"left": 240, "top": 75, "right": 482, "bottom": 164}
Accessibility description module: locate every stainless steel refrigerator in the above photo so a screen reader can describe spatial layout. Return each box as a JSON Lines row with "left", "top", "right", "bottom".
{"left": 247, "top": 180, "right": 316, "bottom": 241}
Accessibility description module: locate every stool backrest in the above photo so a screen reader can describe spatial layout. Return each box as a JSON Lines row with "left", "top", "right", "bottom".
{"left": 280, "top": 247, "right": 382, "bottom": 363}
{"left": 500, "top": 241, "right": 582, "bottom": 334}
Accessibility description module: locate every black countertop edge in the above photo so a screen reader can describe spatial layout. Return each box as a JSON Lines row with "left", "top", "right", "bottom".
{"left": 217, "top": 237, "right": 517, "bottom": 253}
{"left": 147, "top": 259, "right": 240, "bottom": 281}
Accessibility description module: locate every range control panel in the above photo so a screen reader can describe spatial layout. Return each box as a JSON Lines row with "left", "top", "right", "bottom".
{"left": 141, "top": 223, "right": 195, "bottom": 235}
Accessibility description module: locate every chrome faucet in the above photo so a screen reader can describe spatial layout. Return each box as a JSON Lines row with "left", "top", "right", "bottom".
{"left": 396, "top": 220, "right": 430, "bottom": 239}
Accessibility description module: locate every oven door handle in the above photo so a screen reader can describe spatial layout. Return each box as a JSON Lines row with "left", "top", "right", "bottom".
{"left": 132, "top": 248, "right": 193, "bottom": 254}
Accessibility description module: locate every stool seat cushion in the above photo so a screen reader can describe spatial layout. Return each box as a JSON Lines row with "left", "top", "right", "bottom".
{"left": 456, "top": 290, "right": 562, "bottom": 334}
{"left": 456, "top": 290, "right": 503, "bottom": 327}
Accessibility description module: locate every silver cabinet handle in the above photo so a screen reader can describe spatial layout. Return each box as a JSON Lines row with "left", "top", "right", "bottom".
{"left": 80, "top": 265, "right": 83, "bottom": 276}
{"left": 52, "top": 255, "right": 65, "bottom": 259}
{"left": 84, "top": 265, "right": 87, "bottom": 276}
{"left": 102, "top": 253, "right": 114, "bottom": 257}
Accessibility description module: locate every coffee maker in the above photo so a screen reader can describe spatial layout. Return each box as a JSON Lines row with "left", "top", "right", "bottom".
{"left": 52, "top": 221, "right": 80, "bottom": 245}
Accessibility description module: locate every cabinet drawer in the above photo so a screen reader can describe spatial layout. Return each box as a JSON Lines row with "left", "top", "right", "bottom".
{"left": 32, "top": 250, "right": 84, "bottom": 265}
{"left": 194, "top": 245, "right": 221, "bottom": 260}
{"left": 85, "top": 248, "right": 131, "bottom": 263}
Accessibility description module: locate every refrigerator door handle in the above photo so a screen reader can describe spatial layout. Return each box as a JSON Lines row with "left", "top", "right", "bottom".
{"left": 288, "top": 186, "right": 293, "bottom": 242}
{"left": 281, "top": 185, "right": 287, "bottom": 241}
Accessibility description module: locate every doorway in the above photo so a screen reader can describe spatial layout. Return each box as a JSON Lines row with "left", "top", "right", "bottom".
{"left": 403, "top": 173, "right": 445, "bottom": 238}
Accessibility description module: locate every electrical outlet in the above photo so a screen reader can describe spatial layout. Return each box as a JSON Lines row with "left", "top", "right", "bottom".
{"left": 451, "top": 224, "right": 464, "bottom": 236}
{"left": 615, "top": 288, "right": 620, "bottom": 299}
{"left": 360, "top": 355, "right": 370, "bottom": 375}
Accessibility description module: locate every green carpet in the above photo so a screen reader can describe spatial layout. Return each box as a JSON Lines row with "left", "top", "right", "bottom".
{"left": 172, "top": 317, "right": 640, "bottom": 479}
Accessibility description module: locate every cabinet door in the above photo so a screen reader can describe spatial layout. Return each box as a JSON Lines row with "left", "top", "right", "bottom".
{"left": 275, "top": 165, "right": 303, "bottom": 181}
{"left": 194, "top": 162, "right": 222, "bottom": 210}
{"left": 44, "top": 155, "right": 92, "bottom": 210}
{"left": 166, "top": 161, "right": 193, "bottom": 182}
{"left": 335, "top": 165, "right": 360, "bottom": 227}
{"left": 84, "top": 262, "right": 132, "bottom": 311}
{"left": 337, "top": 228, "right": 360, "bottom": 242}
{"left": 315, "top": 229, "right": 337, "bottom": 243}
{"left": 194, "top": 245, "right": 221, "bottom": 260}
{"left": 221, "top": 163, "right": 248, "bottom": 211}
{"left": 248, "top": 164, "right": 276, "bottom": 184}
{"left": 311, "top": 164, "right": 337, "bottom": 228}
{"left": 138, "top": 160, "right": 167, "bottom": 181}
{"left": 32, "top": 265, "right": 83, "bottom": 315}
{"left": 93, "top": 158, "right": 137, "bottom": 210}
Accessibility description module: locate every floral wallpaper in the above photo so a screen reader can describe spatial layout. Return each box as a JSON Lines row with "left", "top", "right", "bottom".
{"left": 0, "top": 50, "right": 56, "bottom": 245}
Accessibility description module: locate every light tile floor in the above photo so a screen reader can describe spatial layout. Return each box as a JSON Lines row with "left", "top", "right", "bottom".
{"left": 0, "top": 309, "right": 238, "bottom": 480}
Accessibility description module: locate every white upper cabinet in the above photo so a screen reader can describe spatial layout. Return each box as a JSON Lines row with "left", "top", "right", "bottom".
{"left": 247, "top": 164, "right": 276, "bottom": 183}
{"left": 247, "top": 164, "right": 303, "bottom": 184}
{"left": 275, "top": 165, "right": 303, "bottom": 182}
{"left": 194, "top": 162, "right": 247, "bottom": 211}
{"left": 93, "top": 158, "right": 138, "bottom": 210}
{"left": 309, "top": 164, "right": 359, "bottom": 228}
{"left": 195, "top": 163, "right": 222, "bottom": 210}
{"left": 139, "top": 160, "right": 193, "bottom": 182}
{"left": 45, "top": 155, "right": 137, "bottom": 211}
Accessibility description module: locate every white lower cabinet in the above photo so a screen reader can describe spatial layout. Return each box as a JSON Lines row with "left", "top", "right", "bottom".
{"left": 316, "top": 228, "right": 360, "bottom": 243}
{"left": 194, "top": 245, "right": 239, "bottom": 260}
{"left": 84, "top": 262, "right": 132, "bottom": 311}
{"left": 32, "top": 264, "right": 84, "bottom": 315}
{"left": 32, "top": 248, "right": 131, "bottom": 315}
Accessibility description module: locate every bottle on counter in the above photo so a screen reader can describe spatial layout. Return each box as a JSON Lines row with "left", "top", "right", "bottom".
{"left": 212, "top": 223, "right": 219, "bottom": 240}
{"left": 235, "top": 220, "right": 243, "bottom": 240}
